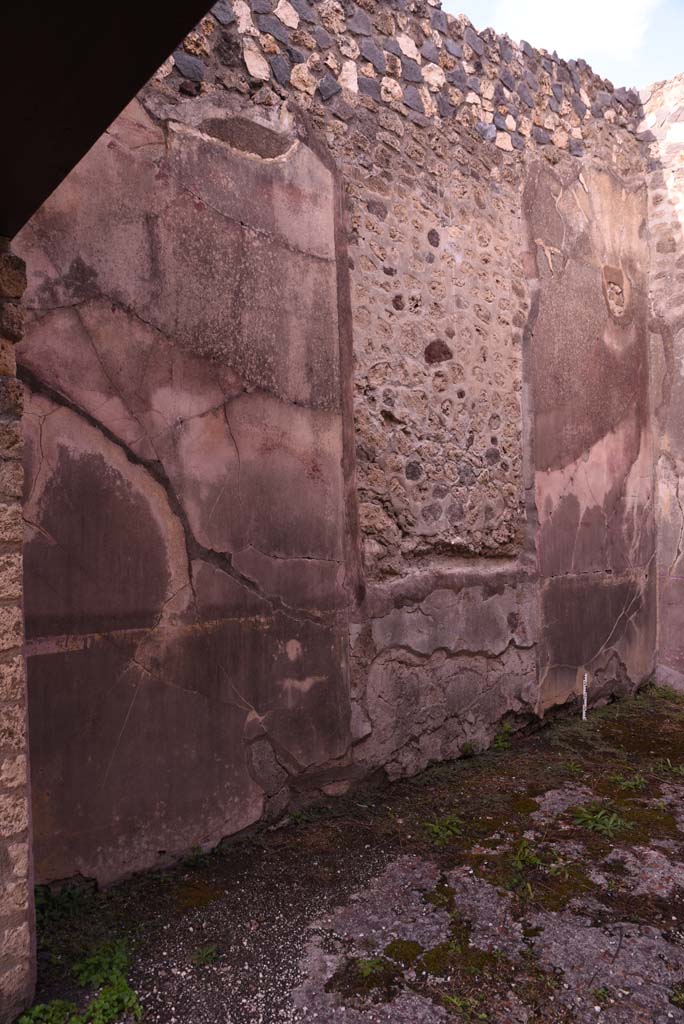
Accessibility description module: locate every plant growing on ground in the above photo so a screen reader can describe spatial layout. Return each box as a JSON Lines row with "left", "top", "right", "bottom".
{"left": 423, "top": 813, "right": 463, "bottom": 846}
{"left": 512, "top": 838, "right": 542, "bottom": 873}
{"left": 443, "top": 994, "right": 489, "bottom": 1019}
{"left": 593, "top": 987, "right": 612, "bottom": 1006}
{"left": 657, "top": 757, "right": 684, "bottom": 777}
{"left": 191, "top": 943, "right": 218, "bottom": 966}
{"left": 572, "top": 804, "right": 630, "bottom": 838}
{"left": 19, "top": 940, "right": 141, "bottom": 1024}
{"left": 356, "top": 956, "right": 387, "bottom": 979}
{"left": 609, "top": 772, "right": 646, "bottom": 792}
{"left": 504, "top": 838, "right": 543, "bottom": 896}
{"left": 493, "top": 723, "right": 513, "bottom": 751}
{"left": 34, "top": 882, "right": 98, "bottom": 930}
{"left": 17, "top": 1002, "right": 78, "bottom": 1024}
{"left": 670, "top": 982, "right": 684, "bottom": 1008}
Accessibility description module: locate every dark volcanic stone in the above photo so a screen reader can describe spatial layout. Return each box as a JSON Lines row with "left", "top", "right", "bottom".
{"left": 476, "top": 122, "right": 497, "bottom": 142}
{"left": 358, "top": 76, "right": 381, "bottom": 101}
{"left": 569, "top": 138, "right": 585, "bottom": 157}
{"left": 572, "top": 95, "right": 587, "bottom": 118}
{"left": 314, "top": 26, "right": 332, "bottom": 48}
{"left": 424, "top": 338, "right": 452, "bottom": 363}
{"left": 401, "top": 57, "right": 423, "bottom": 83}
{"left": 511, "top": 132, "right": 525, "bottom": 150}
{"left": 252, "top": 0, "right": 272, "bottom": 11}
{"left": 467, "top": 75, "right": 480, "bottom": 94}
{"left": 347, "top": 7, "right": 372, "bottom": 34}
{"left": 532, "top": 126, "right": 551, "bottom": 145}
{"left": 447, "top": 65, "right": 467, "bottom": 89}
{"left": 444, "top": 38, "right": 463, "bottom": 58}
{"left": 420, "top": 40, "right": 440, "bottom": 63}
{"left": 437, "top": 93, "right": 454, "bottom": 118}
{"left": 257, "top": 14, "right": 290, "bottom": 43}
{"left": 459, "top": 460, "right": 475, "bottom": 485}
{"left": 360, "top": 38, "right": 385, "bottom": 73}
{"left": 318, "top": 72, "right": 341, "bottom": 100}
{"left": 464, "top": 26, "right": 484, "bottom": 56}
{"left": 403, "top": 85, "right": 425, "bottom": 113}
{"left": 289, "top": 0, "right": 315, "bottom": 21}
{"left": 367, "top": 199, "right": 388, "bottom": 220}
{"left": 383, "top": 37, "right": 402, "bottom": 56}
{"left": 523, "top": 68, "right": 539, "bottom": 92}
{"left": 431, "top": 8, "right": 448, "bottom": 33}
{"left": 500, "top": 66, "right": 515, "bottom": 92}
{"left": 286, "top": 45, "right": 308, "bottom": 64}
{"left": 517, "top": 82, "right": 534, "bottom": 108}
{"left": 211, "top": 0, "right": 235, "bottom": 25}
{"left": 493, "top": 112, "right": 508, "bottom": 130}
{"left": 270, "top": 54, "right": 292, "bottom": 86}
{"left": 427, "top": 228, "right": 440, "bottom": 247}
{"left": 173, "top": 51, "right": 205, "bottom": 81}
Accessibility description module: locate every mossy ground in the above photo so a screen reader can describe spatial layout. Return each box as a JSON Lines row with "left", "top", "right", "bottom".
{"left": 24, "top": 685, "right": 684, "bottom": 1023}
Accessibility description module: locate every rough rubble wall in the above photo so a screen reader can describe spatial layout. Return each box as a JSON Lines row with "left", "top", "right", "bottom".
{"left": 13, "top": 0, "right": 659, "bottom": 888}
{"left": 0, "top": 244, "right": 34, "bottom": 1022}
{"left": 644, "top": 76, "right": 684, "bottom": 688}
{"left": 14, "top": 100, "right": 355, "bottom": 885}
{"left": 350, "top": 125, "right": 527, "bottom": 577}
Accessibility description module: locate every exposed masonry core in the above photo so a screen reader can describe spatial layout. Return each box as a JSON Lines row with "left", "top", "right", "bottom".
{"left": 3, "top": 0, "right": 684, "bottom": 1016}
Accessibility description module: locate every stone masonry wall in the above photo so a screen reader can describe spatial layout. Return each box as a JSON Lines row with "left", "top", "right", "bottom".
{"left": 152, "top": 0, "right": 643, "bottom": 580}
{"left": 644, "top": 76, "right": 684, "bottom": 688}
{"left": 12, "top": 0, "right": 658, "bottom": 894}
{"left": 0, "top": 243, "right": 34, "bottom": 1021}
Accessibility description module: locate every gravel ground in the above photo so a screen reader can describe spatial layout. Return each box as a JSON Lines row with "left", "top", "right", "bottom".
{"left": 27, "top": 686, "right": 684, "bottom": 1023}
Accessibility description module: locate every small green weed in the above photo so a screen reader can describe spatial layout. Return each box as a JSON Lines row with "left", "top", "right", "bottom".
{"left": 670, "top": 982, "right": 684, "bottom": 1009}
{"left": 191, "top": 943, "right": 218, "bottom": 966}
{"left": 73, "top": 941, "right": 129, "bottom": 988}
{"left": 34, "top": 883, "right": 98, "bottom": 930}
{"left": 609, "top": 772, "right": 646, "bottom": 792}
{"left": 593, "top": 987, "right": 612, "bottom": 1006}
{"left": 423, "top": 813, "right": 463, "bottom": 846}
{"left": 573, "top": 804, "right": 630, "bottom": 838}
{"left": 562, "top": 760, "right": 583, "bottom": 775}
{"left": 356, "top": 956, "right": 387, "bottom": 979}
{"left": 657, "top": 757, "right": 684, "bottom": 777}
{"left": 17, "top": 1002, "right": 78, "bottom": 1024}
{"left": 443, "top": 993, "right": 489, "bottom": 1018}
{"left": 512, "top": 838, "right": 542, "bottom": 873}
{"left": 493, "top": 724, "right": 513, "bottom": 751}
{"left": 20, "top": 941, "right": 141, "bottom": 1024}
{"left": 505, "top": 839, "right": 543, "bottom": 896}
{"left": 653, "top": 685, "right": 684, "bottom": 704}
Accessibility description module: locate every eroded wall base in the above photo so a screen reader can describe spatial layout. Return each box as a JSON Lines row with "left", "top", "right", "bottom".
{"left": 0, "top": 242, "right": 34, "bottom": 1023}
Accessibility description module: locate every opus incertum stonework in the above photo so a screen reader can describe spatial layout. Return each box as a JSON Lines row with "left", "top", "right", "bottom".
{"left": 2, "top": 0, "right": 684, "bottom": 1016}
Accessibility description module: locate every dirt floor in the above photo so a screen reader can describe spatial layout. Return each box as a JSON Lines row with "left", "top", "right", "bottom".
{"left": 21, "top": 686, "right": 684, "bottom": 1023}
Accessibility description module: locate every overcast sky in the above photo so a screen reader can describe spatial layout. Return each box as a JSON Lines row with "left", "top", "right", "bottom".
{"left": 443, "top": 0, "right": 684, "bottom": 90}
